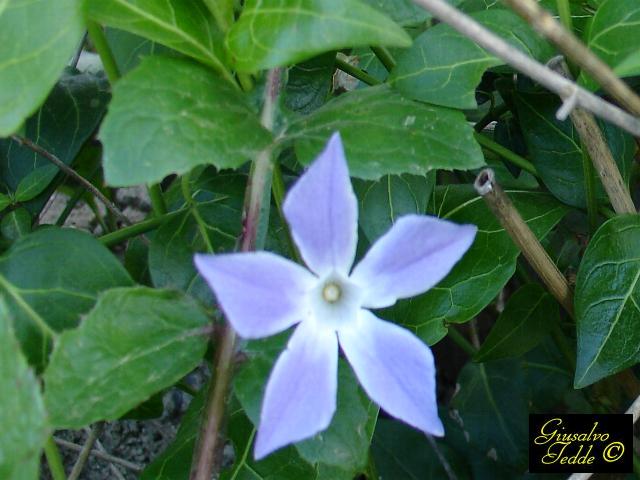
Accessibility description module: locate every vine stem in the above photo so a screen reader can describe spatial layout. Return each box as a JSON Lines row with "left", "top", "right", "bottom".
{"left": 410, "top": 0, "right": 640, "bottom": 136}
{"left": 189, "top": 68, "right": 283, "bottom": 480}
{"left": 44, "top": 436, "right": 67, "bottom": 480}
{"left": 86, "top": 21, "right": 121, "bottom": 84}
{"left": 11, "top": 136, "right": 131, "bottom": 226}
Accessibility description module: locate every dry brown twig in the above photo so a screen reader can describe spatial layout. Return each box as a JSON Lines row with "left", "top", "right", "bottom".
{"left": 410, "top": 0, "right": 640, "bottom": 136}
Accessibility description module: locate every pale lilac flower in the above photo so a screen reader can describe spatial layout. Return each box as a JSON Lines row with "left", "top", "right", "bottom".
{"left": 195, "top": 133, "right": 477, "bottom": 459}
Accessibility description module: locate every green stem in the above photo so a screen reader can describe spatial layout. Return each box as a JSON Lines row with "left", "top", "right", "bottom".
{"left": 181, "top": 172, "right": 214, "bottom": 253}
{"left": 581, "top": 147, "right": 598, "bottom": 234}
{"left": 44, "top": 436, "right": 68, "bottom": 480}
{"left": 55, "top": 167, "right": 101, "bottom": 227}
{"left": 599, "top": 206, "right": 616, "bottom": 219}
{"left": 473, "top": 132, "right": 539, "bottom": 177}
{"left": 147, "top": 183, "right": 167, "bottom": 216}
{"left": 447, "top": 327, "right": 477, "bottom": 356}
{"left": 371, "top": 46, "right": 396, "bottom": 71}
{"left": 86, "top": 21, "right": 121, "bottom": 84}
{"left": 272, "top": 162, "right": 302, "bottom": 263}
{"left": 237, "top": 73, "right": 254, "bottom": 92}
{"left": 99, "top": 207, "right": 188, "bottom": 246}
{"left": 555, "top": 0, "right": 573, "bottom": 31}
{"left": 335, "top": 57, "right": 381, "bottom": 86}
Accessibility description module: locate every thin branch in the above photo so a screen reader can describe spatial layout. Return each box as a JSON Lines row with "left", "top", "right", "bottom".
{"left": 189, "top": 68, "right": 283, "bottom": 480}
{"left": 335, "top": 56, "right": 381, "bottom": 86}
{"left": 474, "top": 169, "right": 574, "bottom": 317}
{"left": 11, "top": 136, "right": 131, "bottom": 225}
{"left": 504, "top": 0, "right": 640, "bottom": 117}
{"left": 68, "top": 424, "right": 103, "bottom": 480}
{"left": 550, "top": 60, "right": 636, "bottom": 214}
{"left": 371, "top": 46, "right": 396, "bottom": 71}
{"left": 410, "top": 0, "right": 640, "bottom": 137}
{"left": 54, "top": 437, "right": 143, "bottom": 473}
{"left": 93, "top": 436, "right": 127, "bottom": 480}
{"left": 426, "top": 435, "right": 458, "bottom": 480}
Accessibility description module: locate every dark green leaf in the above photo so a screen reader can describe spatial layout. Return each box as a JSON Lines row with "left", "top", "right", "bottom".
{"left": 105, "top": 28, "right": 178, "bottom": 75}
{"left": 0, "top": 193, "right": 11, "bottom": 213}
{"left": 388, "top": 187, "right": 568, "bottom": 345}
{"left": 0, "top": 0, "right": 84, "bottom": 135}
{"left": 390, "top": 9, "right": 554, "bottom": 109}
{"left": 0, "top": 301, "right": 48, "bottom": 480}
{"left": 226, "top": 0, "right": 411, "bottom": 72}
{"left": 0, "top": 208, "right": 31, "bottom": 242}
{"left": 522, "top": 339, "right": 573, "bottom": 412}
{"left": 100, "top": 56, "right": 272, "bottom": 186}
{"left": 581, "top": 0, "right": 640, "bottom": 88}
{"left": 451, "top": 360, "right": 528, "bottom": 469}
{"left": 141, "top": 388, "right": 207, "bottom": 479}
{"left": 574, "top": 215, "right": 640, "bottom": 388}
{"left": 0, "top": 227, "right": 133, "bottom": 368}
{"left": 353, "top": 173, "right": 433, "bottom": 242}
{"left": 475, "top": 284, "right": 558, "bottom": 362}
{"left": 85, "top": 0, "right": 234, "bottom": 82}
{"left": 515, "top": 91, "right": 635, "bottom": 208}
{"left": 234, "top": 334, "right": 377, "bottom": 475}
{"left": 372, "top": 419, "right": 471, "bottom": 480}
{"left": 44, "top": 287, "right": 210, "bottom": 428}
{"left": 0, "top": 69, "right": 110, "bottom": 214}
{"left": 284, "top": 53, "right": 335, "bottom": 115}
{"left": 287, "top": 85, "right": 485, "bottom": 179}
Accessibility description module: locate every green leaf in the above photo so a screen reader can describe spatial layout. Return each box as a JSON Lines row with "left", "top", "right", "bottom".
{"left": 85, "top": 0, "right": 234, "bottom": 83}
{"left": 0, "top": 0, "right": 84, "bottom": 135}
{"left": 574, "top": 215, "right": 640, "bottom": 388}
{"left": 353, "top": 173, "right": 433, "bottom": 243}
{"left": 614, "top": 48, "right": 640, "bottom": 78}
{"left": 451, "top": 360, "right": 528, "bottom": 469}
{"left": 361, "top": 0, "right": 433, "bottom": 26}
{"left": 14, "top": 165, "right": 58, "bottom": 202}
{"left": 100, "top": 56, "right": 272, "bottom": 186}
{"left": 0, "top": 69, "right": 110, "bottom": 214}
{"left": 580, "top": 0, "right": 640, "bottom": 89}
{"left": 234, "top": 334, "right": 377, "bottom": 475}
{"left": 0, "top": 228, "right": 133, "bottom": 368}
{"left": 105, "top": 28, "right": 179, "bottom": 75}
{"left": 226, "top": 0, "right": 411, "bottom": 72}
{"left": 372, "top": 419, "right": 471, "bottom": 480}
{"left": 287, "top": 85, "right": 485, "bottom": 179}
{"left": 0, "top": 193, "right": 11, "bottom": 213}
{"left": 0, "top": 301, "right": 48, "bottom": 480}
{"left": 515, "top": 91, "right": 635, "bottom": 208}
{"left": 0, "top": 208, "right": 32, "bottom": 242}
{"left": 387, "top": 187, "right": 568, "bottom": 345}
{"left": 43, "top": 287, "right": 210, "bottom": 428}
{"left": 475, "top": 284, "right": 558, "bottom": 362}
{"left": 390, "top": 9, "right": 554, "bottom": 109}
{"left": 285, "top": 52, "right": 336, "bottom": 115}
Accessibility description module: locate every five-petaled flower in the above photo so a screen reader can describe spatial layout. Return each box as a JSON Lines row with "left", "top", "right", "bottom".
{"left": 195, "top": 132, "right": 477, "bottom": 459}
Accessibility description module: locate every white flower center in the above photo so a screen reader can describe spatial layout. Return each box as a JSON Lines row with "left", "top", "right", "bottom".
{"left": 309, "top": 272, "right": 363, "bottom": 330}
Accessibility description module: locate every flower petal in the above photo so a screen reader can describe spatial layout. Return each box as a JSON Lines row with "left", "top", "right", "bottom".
{"left": 339, "top": 310, "right": 444, "bottom": 436}
{"left": 283, "top": 132, "right": 358, "bottom": 276}
{"left": 254, "top": 320, "right": 338, "bottom": 459}
{"left": 351, "top": 215, "right": 476, "bottom": 308}
{"left": 194, "top": 252, "right": 315, "bottom": 338}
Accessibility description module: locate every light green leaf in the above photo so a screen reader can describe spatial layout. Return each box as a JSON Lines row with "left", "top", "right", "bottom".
{"left": 287, "top": 85, "right": 485, "bottom": 179}
{"left": 386, "top": 187, "right": 568, "bottom": 345}
{"left": 580, "top": 0, "right": 640, "bottom": 89}
{"left": 0, "top": 228, "right": 133, "bottom": 368}
{"left": 515, "top": 91, "right": 635, "bottom": 208}
{"left": 361, "top": 0, "right": 434, "bottom": 26}
{"left": 85, "top": 0, "right": 234, "bottom": 83}
{"left": 390, "top": 9, "right": 554, "bottom": 109}
{"left": 475, "top": 284, "right": 558, "bottom": 362}
{"left": 614, "top": 49, "right": 640, "bottom": 78}
{"left": 100, "top": 56, "right": 272, "bottom": 186}
{"left": 226, "top": 0, "right": 411, "bottom": 72}
{"left": 0, "top": 0, "right": 84, "bottom": 135}
{"left": 44, "top": 287, "right": 210, "bottom": 428}
{"left": 353, "top": 173, "right": 433, "bottom": 242}
{"left": 0, "top": 301, "right": 48, "bottom": 480}
{"left": 14, "top": 165, "right": 58, "bottom": 203}
{"left": 0, "top": 69, "right": 110, "bottom": 214}
{"left": 574, "top": 215, "right": 640, "bottom": 388}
